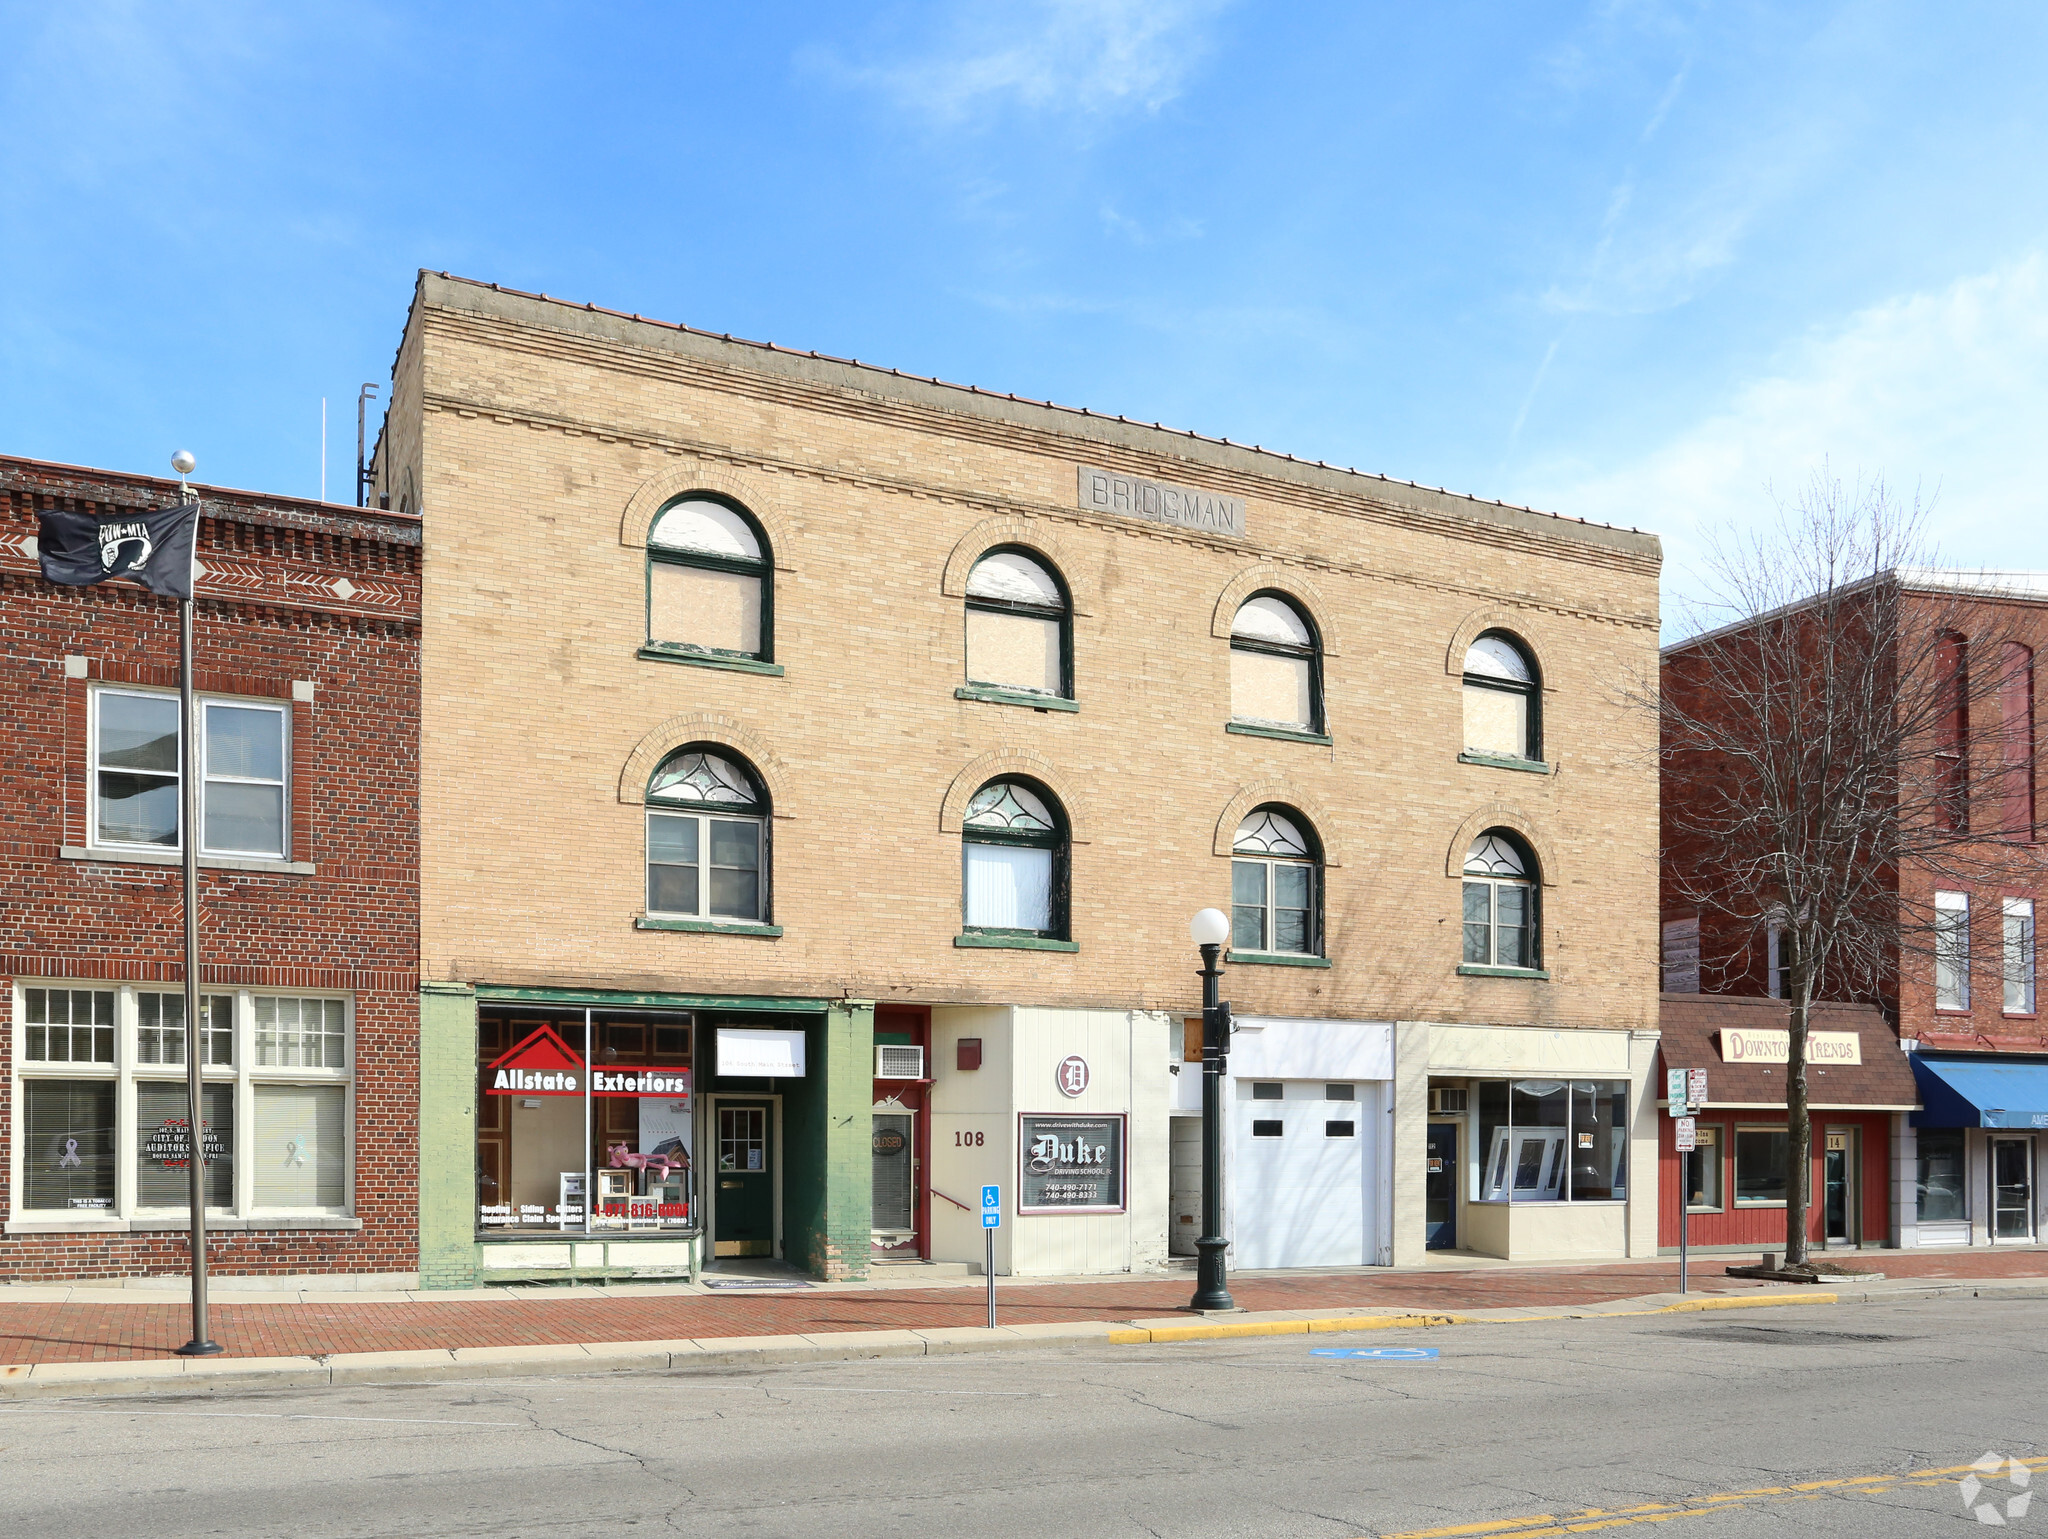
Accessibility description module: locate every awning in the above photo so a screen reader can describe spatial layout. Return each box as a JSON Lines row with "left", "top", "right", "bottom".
{"left": 1911, "top": 1056, "right": 2048, "bottom": 1129}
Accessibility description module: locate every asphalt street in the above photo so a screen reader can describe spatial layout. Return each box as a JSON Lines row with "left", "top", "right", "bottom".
{"left": 1, "top": 1296, "right": 2042, "bottom": 1538}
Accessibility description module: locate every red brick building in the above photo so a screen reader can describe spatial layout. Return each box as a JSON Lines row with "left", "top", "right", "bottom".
{"left": 1661, "top": 573, "right": 2048, "bottom": 1251}
{"left": 0, "top": 455, "right": 420, "bottom": 1283}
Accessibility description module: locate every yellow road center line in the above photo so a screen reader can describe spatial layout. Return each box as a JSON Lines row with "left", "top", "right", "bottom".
{"left": 1383, "top": 1456, "right": 2031, "bottom": 1539}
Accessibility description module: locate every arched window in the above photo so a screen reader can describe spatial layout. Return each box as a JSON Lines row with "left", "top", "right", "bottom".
{"left": 647, "top": 497, "right": 771, "bottom": 662}
{"left": 1934, "top": 631, "right": 1969, "bottom": 833}
{"left": 645, "top": 746, "right": 768, "bottom": 923}
{"left": 2001, "top": 641, "right": 2037, "bottom": 840}
{"left": 965, "top": 549, "right": 1070, "bottom": 700}
{"left": 1462, "top": 830, "right": 1537, "bottom": 970}
{"left": 1462, "top": 632, "right": 1540, "bottom": 762}
{"left": 961, "top": 779, "right": 1067, "bottom": 938}
{"left": 1231, "top": 594, "right": 1320, "bottom": 732}
{"left": 1231, "top": 806, "right": 1320, "bottom": 955}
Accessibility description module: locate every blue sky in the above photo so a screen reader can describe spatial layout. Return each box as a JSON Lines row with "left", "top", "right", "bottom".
{"left": 4, "top": 2, "right": 2044, "bottom": 621}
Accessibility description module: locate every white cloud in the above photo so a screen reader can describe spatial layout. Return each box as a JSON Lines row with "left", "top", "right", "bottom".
{"left": 1521, "top": 252, "right": 2048, "bottom": 611}
{"left": 811, "top": 0, "right": 1228, "bottom": 125}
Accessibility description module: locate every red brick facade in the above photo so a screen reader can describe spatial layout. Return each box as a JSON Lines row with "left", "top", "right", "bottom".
{"left": 0, "top": 455, "right": 420, "bottom": 1282}
{"left": 1661, "top": 583, "right": 2048, "bottom": 1051}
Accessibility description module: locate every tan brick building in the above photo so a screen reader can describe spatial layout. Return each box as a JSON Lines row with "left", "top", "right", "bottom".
{"left": 377, "top": 272, "right": 1664, "bottom": 1285}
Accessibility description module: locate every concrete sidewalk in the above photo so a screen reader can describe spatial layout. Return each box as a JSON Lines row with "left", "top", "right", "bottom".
{"left": 2, "top": 1248, "right": 2044, "bottom": 1399}
{"left": 4, "top": 1272, "right": 2044, "bottom": 1401}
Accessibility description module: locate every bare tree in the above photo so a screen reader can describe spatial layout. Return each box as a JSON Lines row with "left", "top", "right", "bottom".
{"left": 1651, "top": 474, "right": 2046, "bottom": 1269}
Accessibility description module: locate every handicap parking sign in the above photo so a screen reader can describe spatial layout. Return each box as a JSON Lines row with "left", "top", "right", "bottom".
{"left": 1311, "top": 1346, "right": 1438, "bottom": 1360}
{"left": 982, "top": 1210, "right": 1000, "bottom": 1228}
{"left": 982, "top": 1184, "right": 1000, "bottom": 1210}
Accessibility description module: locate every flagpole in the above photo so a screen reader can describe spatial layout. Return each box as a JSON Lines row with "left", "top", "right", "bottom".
{"left": 171, "top": 452, "right": 220, "bottom": 1358}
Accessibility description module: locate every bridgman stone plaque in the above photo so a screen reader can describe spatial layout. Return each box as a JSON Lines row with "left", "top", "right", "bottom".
{"left": 1077, "top": 465, "right": 1245, "bottom": 538}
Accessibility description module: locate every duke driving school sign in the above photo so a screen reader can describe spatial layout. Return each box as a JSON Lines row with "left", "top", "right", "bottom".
{"left": 1719, "top": 1028, "right": 1862, "bottom": 1065}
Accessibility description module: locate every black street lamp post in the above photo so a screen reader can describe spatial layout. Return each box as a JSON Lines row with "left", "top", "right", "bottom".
{"left": 1189, "top": 908, "right": 1235, "bottom": 1312}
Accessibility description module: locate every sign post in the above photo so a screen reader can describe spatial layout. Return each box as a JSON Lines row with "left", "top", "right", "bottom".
{"left": 1667, "top": 1070, "right": 1707, "bottom": 1295}
{"left": 981, "top": 1184, "right": 1000, "bottom": 1329}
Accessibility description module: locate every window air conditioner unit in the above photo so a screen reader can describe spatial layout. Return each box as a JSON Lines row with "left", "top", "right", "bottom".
{"left": 876, "top": 1045, "right": 925, "bottom": 1080}
{"left": 1428, "top": 1087, "right": 1469, "bottom": 1114}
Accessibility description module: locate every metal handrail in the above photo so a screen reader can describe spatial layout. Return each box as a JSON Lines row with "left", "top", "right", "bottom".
{"left": 931, "top": 1187, "right": 974, "bottom": 1212}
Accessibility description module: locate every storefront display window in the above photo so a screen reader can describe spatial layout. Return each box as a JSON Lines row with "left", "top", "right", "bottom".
{"left": 1473, "top": 1078, "right": 1628, "bottom": 1203}
{"left": 1685, "top": 1123, "right": 1724, "bottom": 1210}
{"left": 477, "top": 1010, "right": 696, "bottom": 1234}
{"left": 12, "top": 983, "right": 351, "bottom": 1221}
{"left": 1734, "top": 1126, "right": 1789, "bottom": 1204}
{"left": 1916, "top": 1128, "right": 1967, "bottom": 1222}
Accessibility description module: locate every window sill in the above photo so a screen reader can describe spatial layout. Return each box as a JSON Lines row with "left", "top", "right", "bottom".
{"left": 636, "top": 917, "right": 783, "bottom": 938}
{"left": 1229, "top": 951, "right": 1333, "bottom": 969}
{"left": 954, "top": 933, "right": 1079, "bottom": 953}
{"left": 1733, "top": 1201, "right": 1788, "bottom": 1209}
{"left": 1458, "top": 751, "right": 1551, "bottom": 775}
{"left": 1225, "top": 721, "right": 1332, "bottom": 745}
{"left": 955, "top": 684, "right": 1079, "bottom": 713}
{"left": 1686, "top": 1206, "right": 1726, "bottom": 1215}
{"left": 61, "top": 846, "right": 315, "bottom": 876}
{"left": 636, "top": 644, "right": 784, "bottom": 677}
{"left": 5, "top": 1215, "right": 361, "bottom": 1234}
{"left": 1457, "top": 964, "right": 1552, "bottom": 980}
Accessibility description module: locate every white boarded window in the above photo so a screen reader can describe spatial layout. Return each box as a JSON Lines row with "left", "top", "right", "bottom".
{"left": 1462, "top": 632, "right": 1539, "bottom": 761}
{"left": 965, "top": 550, "right": 1068, "bottom": 698}
{"left": 1230, "top": 595, "right": 1317, "bottom": 731}
{"left": 647, "top": 497, "right": 769, "bottom": 659}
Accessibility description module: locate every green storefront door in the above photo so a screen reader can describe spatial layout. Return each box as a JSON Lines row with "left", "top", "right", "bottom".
{"left": 715, "top": 1101, "right": 775, "bottom": 1257}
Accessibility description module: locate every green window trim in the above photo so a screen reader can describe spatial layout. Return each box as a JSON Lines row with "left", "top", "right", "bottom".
{"left": 1228, "top": 951, "right": 1333, "bottom": 969}
{"left": 637, "top": 644, "right": 785, "bottom": 677}
{"left": 956, "top": 684, "right": 1079, "bottom": 713}
{"left": 1457, "top": 750, "right": 1550, "bottom": 775}
{"left": 1457, "top": 963, "right": 1552, "bottom": 980}
{"left": 954, "top": 933, "right": 1079, "bottom": 953}
{"left": 634, "top": 917, "right": 784, "bottom": 938}
{"left": 1225, "top": 721, "right": 1334, "bottom": 746}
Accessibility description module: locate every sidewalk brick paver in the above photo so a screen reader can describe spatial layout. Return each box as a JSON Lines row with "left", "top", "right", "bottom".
{"left": 2, "top": 1250, "right": 2041, "bottom": 1365}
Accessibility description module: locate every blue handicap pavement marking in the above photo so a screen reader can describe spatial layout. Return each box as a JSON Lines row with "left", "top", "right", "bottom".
{"left": 1311, "top": 1346, "right": 1439, "bottom": 1360}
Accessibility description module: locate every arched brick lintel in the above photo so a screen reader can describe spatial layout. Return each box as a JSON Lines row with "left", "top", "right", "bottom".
{"left": 939, "top": 516, "right": 1095, "bottom": 617}
{"left": 618, "top": 712, "right": 795, "bottom": 817}
{"left": 1210, "top": 780, "right": 1345, "bottom": 867}
{"left": 1210, "top": 564, "right": 1343, "bottom": 656}
{"left": 1443, "top": 803, "right": 1557, "bottom": 887}
{"left": 939, "top": 747, "right": 1092, "bottom": 843}
{"left": 1446, "top": 604, "right": 1558, "bottom": 689}
{"left": 620, "top": 460, "right": 797, "bottom": 572}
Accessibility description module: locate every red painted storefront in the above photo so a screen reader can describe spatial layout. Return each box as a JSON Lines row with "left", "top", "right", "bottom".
{"left": 1656, "top": 995, "right": 1920, "bottom": 1252}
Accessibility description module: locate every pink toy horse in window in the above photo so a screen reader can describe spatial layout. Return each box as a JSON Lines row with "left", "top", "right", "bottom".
{"left": 607, "top": 1142, "right": 688, "bottom": 1181}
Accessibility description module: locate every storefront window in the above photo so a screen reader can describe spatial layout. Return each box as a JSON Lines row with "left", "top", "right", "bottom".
{"left": 1685, "top": 1124, "right": 1723, "bottom": 1210}
{"left": 136, "top": 1081, "right": 233, "bottom": 1209}
{"left": 1916, "top": 1128, "right": 1967, "bottom": 1222}
{"left": 14, "top": 984, "right": 351, "bottom": 1221}
{"left": 1474, "top": 1078, "right": 1629, "bottom": 1202}
{"left": 1734, "top": 1126, "right": 1789, "bottom": 1203}
{"left": 477, "top": 1010, "right": 696, "bottom": 1235}
{"left": 24, "top": 1080, "right": 116, "bottom": 1212}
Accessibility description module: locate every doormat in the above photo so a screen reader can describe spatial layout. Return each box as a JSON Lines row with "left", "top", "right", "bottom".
{"left": 704, "top": 1278, "right": 814, "bottom": 1290}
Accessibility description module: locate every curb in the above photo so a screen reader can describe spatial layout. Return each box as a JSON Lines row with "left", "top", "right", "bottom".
{"left": 5, "top": 1276, "right": 2043, "bottom": 1400}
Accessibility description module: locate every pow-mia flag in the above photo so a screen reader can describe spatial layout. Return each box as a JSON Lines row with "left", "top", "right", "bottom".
{"left": 37, "top": 501, "right": 199, "bottom": 601}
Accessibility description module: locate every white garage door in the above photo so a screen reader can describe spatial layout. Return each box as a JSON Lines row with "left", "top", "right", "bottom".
{"left": 1232, "top": 1079, "right": 1379, "bottom": 1269}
